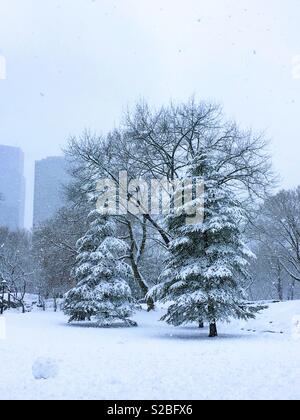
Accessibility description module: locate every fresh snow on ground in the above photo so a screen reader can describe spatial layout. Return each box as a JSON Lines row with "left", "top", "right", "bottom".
{"left": 0, "top": 301, "right": 299, "bottom": 400}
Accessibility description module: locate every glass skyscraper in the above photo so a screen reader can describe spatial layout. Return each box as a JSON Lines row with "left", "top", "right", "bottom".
{"left": 0, "top": 145, "right": 25, "bottom": 230}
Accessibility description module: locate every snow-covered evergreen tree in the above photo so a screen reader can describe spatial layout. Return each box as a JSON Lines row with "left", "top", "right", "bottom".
{"left": 63, "top": 210, "right": 137, "bottom": 326}
{"left": 149, "top": 155, "right": 263, "bottom": 337}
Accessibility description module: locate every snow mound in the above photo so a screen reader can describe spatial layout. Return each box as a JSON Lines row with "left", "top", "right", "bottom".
{"left": 32, "top": 357, "right": 59, "bottom": 380}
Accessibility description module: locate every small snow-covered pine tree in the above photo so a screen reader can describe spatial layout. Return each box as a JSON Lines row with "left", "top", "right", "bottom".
{"left": 150, "top": 155, "right": 263, "bottom": 337}
{"left": 63, "top": 210, "right": 136, "bottom": 326}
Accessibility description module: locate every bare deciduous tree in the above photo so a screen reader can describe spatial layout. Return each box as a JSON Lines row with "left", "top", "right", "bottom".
{"left": 0, "top": 228, "right": 33, "bottom": 313}
{"left": 251, "top": 187, "right": 300, "bottom": 300}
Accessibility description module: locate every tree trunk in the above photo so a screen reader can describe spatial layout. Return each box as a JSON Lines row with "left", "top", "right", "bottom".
{"left": 127, "top": 221, "right": 155, "bottom": 312}
{"left": 277, "top": 275, "right": 283, "bottom": 301}
{"left": 0, "top": 299, "right": 3, "bottom": 315}
{"left": 146, "top": 296, "right": 155, "bottom": 312}
{"left": 0, "top": 287, "right": 5, "bottom": 314}
{"left": 288, "top": 279, "right": 296, "bottom": 301}
{"left": 208, "top": 302, "right": 217, "bottom": 337}
{"left": 275, "top": 262, "right": 283, "bottom": 301}
{"left": 145, "top": 214, "right": 170, "bottom": 246}
{"left": 199, "top": 320, "right": 204, "bottom": 329}
{"left": 53, "top": 296, "right": 58, "bottom": 312}
{"left": 131, "top": 259, "right": 155, "bottom": 312}
{"left": 131, "top": 259, "right": 148, "bottom": 296}
{"left": 209, "top": 322, "right": 218, "bottom": 337}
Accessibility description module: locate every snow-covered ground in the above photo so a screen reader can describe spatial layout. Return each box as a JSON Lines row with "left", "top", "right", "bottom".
{"left": 0, "top": 301, "right": 299, "bottom": 400}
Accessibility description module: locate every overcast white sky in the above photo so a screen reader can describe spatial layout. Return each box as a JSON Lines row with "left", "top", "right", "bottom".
{"left": 0, "top": 0, "right": 299, "bottom": 227}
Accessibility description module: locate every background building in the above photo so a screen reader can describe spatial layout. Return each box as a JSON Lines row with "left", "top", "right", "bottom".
{"left": 0, "top": 145, "right": 26, "bottom": 230}
{"left": 33, "top": 156, "right": 69, "bottom": 226}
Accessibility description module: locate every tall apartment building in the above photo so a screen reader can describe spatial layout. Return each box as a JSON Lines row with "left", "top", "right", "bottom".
{"left": 0, "top": 145, "right": 26, "bottom": 230}
{"left": 33, "top": 156, "right": 69, "bottom": 226}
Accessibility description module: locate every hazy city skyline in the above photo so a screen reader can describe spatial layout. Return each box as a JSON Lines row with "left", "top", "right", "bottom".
{"left": 33, "top": 156, "right": 69, "bottom": 227}
{"left": 0, "top": 0, "right": 300, "bottom": 227}
{"left": 0, "top": 145, "right": 25, "bottom": 230}
{"left": 0, "top": 145, "right": 67, "bottom": 229}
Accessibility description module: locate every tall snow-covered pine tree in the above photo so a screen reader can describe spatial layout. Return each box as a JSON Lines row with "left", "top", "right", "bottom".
{"left": 63, "top": 210, "right": 136, "bottom": 326}
{"left": 150, "top": 154, "right": 263, "bottom": 337}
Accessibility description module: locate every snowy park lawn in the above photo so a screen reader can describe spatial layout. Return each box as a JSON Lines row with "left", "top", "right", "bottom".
{"left": 0, "top": 301, "right": 300, "bottom": 400}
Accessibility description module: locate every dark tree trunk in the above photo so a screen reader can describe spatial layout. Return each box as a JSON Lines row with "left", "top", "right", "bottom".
{"left": 274, "top": 262, "right": 283, "bottom": 301}
{"left": 130, "top": 254, "right": 155, "bottom": 312}
{"left": 199, "top": 320, "right": 204, "bottom": 329}
{"left": 209, "top": 322, "right": 218, "bottom": 337}
{"left": 53, "top": 294, "right": 59, "bottom": 312}
{"left": 131, "top": 259, "right": 148, "bottom": 296}
{"left": 146, "top": 296, "right": 155, "bottom": 312}
{"left": 145, "top": 214, "right": 170, "bottom": 246}
{"left": 277, "top": 276, "right": 283, "bottom": 301}
{"left": 0, "top": 290, "right": 4, "bottom": 315}
{"left": 127, "top": 221, "right": 155, "bottom": 312}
